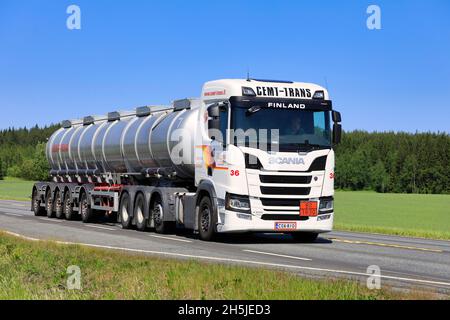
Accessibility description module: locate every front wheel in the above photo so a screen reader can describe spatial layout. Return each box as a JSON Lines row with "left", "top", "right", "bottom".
{"left": 291, "top": 232, "right": 319, "bottom": 243}
{"left": 198, "top": 196, "right": 217, "bottom": 241}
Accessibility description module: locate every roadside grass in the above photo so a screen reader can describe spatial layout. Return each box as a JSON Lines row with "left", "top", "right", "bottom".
{"left": 0, "top": 177, "right": 33, "bottom": 201}
{"left": 0, "top": 232, "right": 438, "bottom": 300}
{"left": 334, "top": 191, "right": 450, "bottom": 240}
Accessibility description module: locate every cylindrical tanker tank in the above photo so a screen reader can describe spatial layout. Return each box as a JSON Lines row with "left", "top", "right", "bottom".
{"left": 46, "top": 103, "right": 198, "bottom": 180}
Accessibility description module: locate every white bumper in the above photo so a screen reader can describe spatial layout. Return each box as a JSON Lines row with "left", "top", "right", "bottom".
{"left": 216, "top": 210, "right": 334, "bottom": 234}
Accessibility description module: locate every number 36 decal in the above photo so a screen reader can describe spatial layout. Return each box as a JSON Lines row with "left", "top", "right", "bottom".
{"left": 230, "top": 170, "right": 240, "bottom": 177}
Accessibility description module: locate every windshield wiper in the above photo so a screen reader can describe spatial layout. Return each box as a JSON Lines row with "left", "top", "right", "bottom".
{"left": 246, "top": 106, "right": 262, "bottom": 116}
{"left": 281, "top": 142, "right": 329, "bottom": 152}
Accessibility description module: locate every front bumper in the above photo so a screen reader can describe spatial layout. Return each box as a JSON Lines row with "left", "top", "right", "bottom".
{"left": 216, "top": 209, "right": 334, "bottom": 234}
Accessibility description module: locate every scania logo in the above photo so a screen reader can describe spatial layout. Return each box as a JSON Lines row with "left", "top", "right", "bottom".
{"left": 269, "top": 157, "right": 305, "bottom": 165}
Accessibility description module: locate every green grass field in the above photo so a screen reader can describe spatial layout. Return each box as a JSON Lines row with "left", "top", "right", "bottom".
{"left": 0, "top": 177, "right": 33, "bottom": 201}
{"left": 334, "top": 191, "right": 450, "bottom": 240}
{"left": 0, "top": 177, "right": 449, "bottom": 240}
{"left": 0, "top": 232, "right": 435, "bottom": 300}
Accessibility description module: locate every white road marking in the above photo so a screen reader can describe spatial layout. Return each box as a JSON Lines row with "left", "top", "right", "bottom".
{"left": 243, "top": 249, "right": 312, "bottom": 261}
{"left": 85, "top": 225, "right": 117, "bottom": 231}
{"left": 10, "top": 203, "right": 28, "bottom": 208}
{"left": 38, "top": 218, "right": 63, "bottom": 223}
{"left": 3, "top": 230, "right": 450, "bottom": 288}
{"left": 149, "top": 234, "right": 193, "bottom": 243}
{"left": 3, "top": 231, "right": 40, "bottom": 242}
{"left": 2, "top": 212, "right": 24, "bottom": 217}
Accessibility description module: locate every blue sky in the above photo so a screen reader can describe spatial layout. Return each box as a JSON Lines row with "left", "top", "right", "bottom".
{"left": 0, "top": 0, "right": 449, "bottom": 132}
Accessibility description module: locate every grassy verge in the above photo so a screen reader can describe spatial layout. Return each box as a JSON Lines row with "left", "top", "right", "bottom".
{"left": 0, "top": 232, "right": 435, "bottom": 300}
{"left": 334, "top": 191, "right": 450, "bottom": 240}
{"left": 0, "top": 177, "right": 33, "bottom": 201}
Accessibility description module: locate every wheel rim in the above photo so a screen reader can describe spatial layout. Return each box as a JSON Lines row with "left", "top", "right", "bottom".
{"left": 55, "top": 193, "right": 62, "bottom": 215}
{"left": 200, "top": 205, "right": 211, "bottom": 232}
{"left": 33, "top": 192, "right": 39, "bottom": 211}
{"left": 121, "top": 200, "right": 129, "bottom": 222}
{"left": 153, "top": 203, "right": 163, "bottom": 226}
{"left": 81, "top": 196, "right": 88, "bottom": 217}
{"left": 47, "top": 196, "right": 52, "bottom": 213}
{"left": 137, "top": 204, "right": 144, "bottom": 224}
{"left": 65, "top": 196, "right": 71, "bottom": 216}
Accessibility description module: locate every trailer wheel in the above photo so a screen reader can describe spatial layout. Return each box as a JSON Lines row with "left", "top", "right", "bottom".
{"left": 152, "top": 197, "right": 174, "bottom": 234}
{"left": 46, "top": 191, "right": 54, "bottom": 218}
{"left": 120, "top": 193, "right": 132, "bottom": 229}
{"left": 80, "top": 192, "right": 93, "bottom": 223}
{"left": 32, "top": 188, "right": 45, "bottom": 216}
{"left": 198, "top": 196, "right": 216, "bottom": 241}
{"left": 54, "top": 190, "right": 64, "bottom": 219}
{"left": 64, "top": 192, "right": 75, "bottom": 220}
{"left": 290, "top": 232, "right": 319, "bottom": 243}
{"left": 134, "top": 193, "right": 147, "bottom": 232}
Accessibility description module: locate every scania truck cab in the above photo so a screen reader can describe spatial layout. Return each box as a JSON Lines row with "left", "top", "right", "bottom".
{"left": 32, "top": 78, "right": 342, "bottom": 242}
{"left": 194, "top": 79, "right": 341, "bottom": 241}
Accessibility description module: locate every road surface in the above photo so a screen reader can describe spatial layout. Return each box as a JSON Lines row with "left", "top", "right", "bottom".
{"left": 0, "top": 199, "right": 449, "bottom": 295}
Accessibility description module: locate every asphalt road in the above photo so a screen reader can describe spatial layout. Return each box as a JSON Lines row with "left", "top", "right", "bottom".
{"left": 1, "top": 199, "right": 449, "bottom": 295}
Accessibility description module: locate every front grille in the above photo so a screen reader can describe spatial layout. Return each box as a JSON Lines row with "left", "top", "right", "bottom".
{"left": 261, "top": 214, "right": 309, "bottom": 221}
{"left": 260, "top": 175, "right": 311, "bottom": 184}
{"left": 260, "top": 187, "right": 310, "bottom": 196}
{"left": 261, "top": 198, "right": 301, "bottom": 207}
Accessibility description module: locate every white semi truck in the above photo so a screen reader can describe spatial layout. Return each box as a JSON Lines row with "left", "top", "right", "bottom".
{"left": 31, "top": 79, "right": 342, "bottom": 241}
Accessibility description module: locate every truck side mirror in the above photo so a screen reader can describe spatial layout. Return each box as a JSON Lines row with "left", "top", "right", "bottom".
{"left": 332, "top": 111, "right": 342, "bottom": 123}
{"left": 207, "top": 104, "right": 221, "bottom": 140}
{"left": 332, "top": 110, "right": 342, "bottom": 144}
{"left": 208, "top": 104, "right": 220, "bottom": 118}
{"left": 333, "top": 123, "right": 342, "bottom": 144}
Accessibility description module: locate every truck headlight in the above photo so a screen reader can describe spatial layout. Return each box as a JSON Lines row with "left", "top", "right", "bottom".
{"left": 226, "top": 193, "right": 251, "bottom": 213}
{"left": 319, "top": 198, "right": 333, "bottom": 212}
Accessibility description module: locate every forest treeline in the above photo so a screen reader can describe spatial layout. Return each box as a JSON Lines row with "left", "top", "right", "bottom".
{"left": 0, "top": 125, "right": 59, "bottom": 181}
{"left": 0, "top": 126, "right": 449, "bottom": 194}
{"left": 335, "top": 131, "right": 449, "bottom": 194}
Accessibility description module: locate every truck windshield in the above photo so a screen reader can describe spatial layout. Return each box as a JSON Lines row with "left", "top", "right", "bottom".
{"left": 230, "top": 102, "right": 332, "bottom": 152}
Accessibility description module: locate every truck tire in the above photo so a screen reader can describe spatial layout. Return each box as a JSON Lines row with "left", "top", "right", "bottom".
{"left": 64, "top": 192, "right": 75, "bottom": 220}
{"left": 54, "top": 190, "right": 64, "bottom": 219}
{"left": 152, "top": 197, "right": 174, "bottom": 234}
{"left": 80, "top": 192, "right": 94, "bottom": 223}
{"left": 120, "top": 193, "right": 132, "bottom": 229}
{"left": 46, "top": 191, "right": 54, "bottom": 218}
{"left": 291, "top": 232, "right": 319, "bottom": 243}
{"left": 198, "top": 196, "right": 217, "bottom": 241}
{"left": 134, "top": 193, "right": 147, "bottom": 232}
{"left": 32, "top": 188, "right": 45, "bottom": 216}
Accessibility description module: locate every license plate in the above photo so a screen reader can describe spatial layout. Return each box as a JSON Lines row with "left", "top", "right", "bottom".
{"left": 300, "top": 201, "right": 318, "bottom": 217}
{"left": 274, "top": 222, "right": 297, "bottom": 231}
